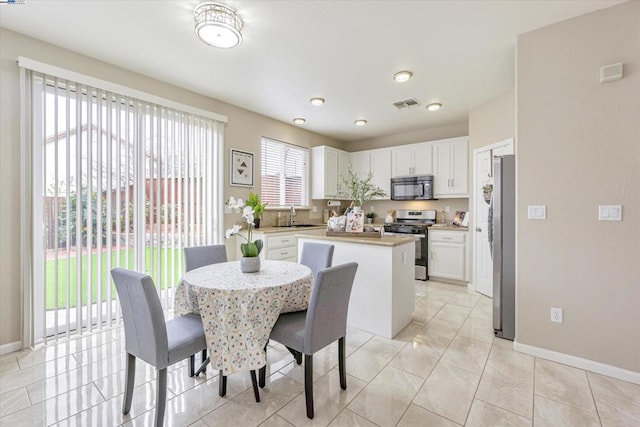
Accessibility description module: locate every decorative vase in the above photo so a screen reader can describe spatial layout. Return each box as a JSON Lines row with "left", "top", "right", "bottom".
{"left": 254, "top": 218, "right": 261, "bottom": 229}
{"left": 240, "top": 256, "right": 261, "bottom": 273}
{"left": 483, "top": 191, "right": 492, "bottom": 205}
{"left": 367, "top": 218, "right": 373, "bottom": 224}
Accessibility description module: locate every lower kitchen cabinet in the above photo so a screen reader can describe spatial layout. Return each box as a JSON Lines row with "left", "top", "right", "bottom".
{"left": 238, "top": 228, "right": 326, "bottom": 262}
{"left": 429, "top": 230, "right": 468, "bottom": 281}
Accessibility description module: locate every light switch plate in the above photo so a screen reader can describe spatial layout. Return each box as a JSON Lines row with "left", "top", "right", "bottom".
{"left": 598, "top": 205, "right": 622, "bottom": 221}
{"left": 527, "top": 205, "right": 546, "bottom": 220}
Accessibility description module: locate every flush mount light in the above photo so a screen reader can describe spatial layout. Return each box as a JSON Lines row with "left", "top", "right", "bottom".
{"left": 293, "top": 118, "right": 306, "bottom": 125}
{"left": 354, "top": 119, "right": 368, "bottom": 126}
{"left": 310, "top": 97, "right": 325, "bottom": 106}
{"left": 194, "top": 2, "right": 243, "bottom": 49}
{"left": 393, "top": 71, "right": 413, "bottom": 82}
{"left": 426, "top": 103, "right": 442, "bottom": 111}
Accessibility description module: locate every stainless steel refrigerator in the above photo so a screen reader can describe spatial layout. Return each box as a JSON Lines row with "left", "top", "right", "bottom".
{"left": 492, "top": 155, "right": 516, "bottom": 340}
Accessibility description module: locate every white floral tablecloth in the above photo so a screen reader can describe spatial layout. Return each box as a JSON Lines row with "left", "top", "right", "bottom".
{"left": 174, "top": 260, "right": 313, "bottom": 375}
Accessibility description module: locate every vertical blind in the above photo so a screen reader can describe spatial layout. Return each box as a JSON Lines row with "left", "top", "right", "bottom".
{"left": 260, "top": 137, "right": 309, "bottom": 208}
{"left": 23, "top": 68, "right": 224, "bottom": 343}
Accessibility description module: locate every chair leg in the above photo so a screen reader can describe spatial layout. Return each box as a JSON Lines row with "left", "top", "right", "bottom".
{"left": 339, "top": 337, "right": 347, "bottom": 390}
{"left": 201, "top": 349, "right": 207, "bottom": 373}
{"left": 258, "top": 365, "right": 266, "bottom": 388}
{"left": 189, "top": 354, "right": 195, "bottom": 377}
{"left": 250, "top": 370, "right": 261, "bottom": 403}
{"left": 194, "top": 356, "right": 210, "bottom": 376}
{"left": 218, "top": 370, "right": 227, "bottom": 397}
{"left": 122, "top": 353, "right": 136, "bottom": 415}
{"left": 304, "top": 354, "right": 314, "bottom": 419}
{"left": 259, "top": 341, "right": 268, "bottom": 388}
{"left": 285, "top": 346, "right": 302, "bottom": 365}
{"left": 154, "top": 368, "right": 167, "bottom": 427}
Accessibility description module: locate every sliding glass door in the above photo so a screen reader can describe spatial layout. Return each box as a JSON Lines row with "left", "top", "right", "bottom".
{"left": 26, "top": 71, "right": 223, "bottom": 343}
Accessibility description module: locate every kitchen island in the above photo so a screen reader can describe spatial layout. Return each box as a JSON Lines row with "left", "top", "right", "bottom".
{"left": 297, "top": 233, "right": 417, "bottom": 338}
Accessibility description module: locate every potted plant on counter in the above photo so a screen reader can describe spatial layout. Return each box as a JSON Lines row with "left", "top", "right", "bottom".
{"left": 246, "top": 192, "right": 267, "bottom": 228}
{"left": 340, "top": 167, "right": 386, "bottom": 212}
{"left": 225, "top": 196, "right": 263, "bottom": 273}
{"left": 365, "top": 211, "right": 375, "bottom": 224}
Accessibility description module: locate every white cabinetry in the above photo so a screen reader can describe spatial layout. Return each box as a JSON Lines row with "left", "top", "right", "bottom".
{"left": 433, "top": 137, "right": 468, "bottom": 198}
{"left": 391, "top": 142, "right": 432, "bottom": 177}
{"left": 429, "top": 230, "right": 468, "bottom": 281}
{"left": 311, "top": 146, "right": 349, "bottom": 199}
{"left": 348, "top": 149, "right": 391, "bottom": 199}
{"left": 239, "top": 229, "right": 326, "bottom": 262}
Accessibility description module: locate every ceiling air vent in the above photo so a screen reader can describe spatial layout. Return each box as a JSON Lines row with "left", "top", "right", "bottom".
{"left": 393, "top": 98, "right": 419, "bottom": 109}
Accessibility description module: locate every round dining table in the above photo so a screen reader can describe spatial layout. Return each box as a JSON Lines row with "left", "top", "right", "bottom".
{"left": 174, "top": 260, "right": 313, "bottom": 375}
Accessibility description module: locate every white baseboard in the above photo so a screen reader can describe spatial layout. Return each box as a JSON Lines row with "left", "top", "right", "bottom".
{"left": 0, "top": 341, "right": 22, "bottom": 356}
{"left": 514, "top": 341, "right": 640, "bottom": 385}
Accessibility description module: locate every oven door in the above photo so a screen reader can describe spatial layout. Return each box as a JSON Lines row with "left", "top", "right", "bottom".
{"left": 384, "top": 232, "right": 428, "bottom": 280}
{"left": 414, "top": 234, "right": 428, "bottom": 280}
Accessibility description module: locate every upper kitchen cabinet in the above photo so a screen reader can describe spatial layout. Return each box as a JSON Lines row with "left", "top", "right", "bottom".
{"left": 349, "top": 149, "right": 391, "bottom": 199}
{"left": 311, "top": 145, "right": 349, "bottom": 199}
{"left": 391, "top": 142, "right": 433, "bottom": 177}
{"left": 433, "top": 136, "right": 469, "bottom": 198}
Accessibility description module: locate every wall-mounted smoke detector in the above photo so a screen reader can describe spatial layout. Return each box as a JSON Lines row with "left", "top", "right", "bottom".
{"left": 393, "top": 98, "right": 419, "bottom": 109}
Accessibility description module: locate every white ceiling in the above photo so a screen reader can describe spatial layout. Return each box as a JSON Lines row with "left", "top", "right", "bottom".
{"left": 0, "top": 0, "right": 624, "bottom": 142}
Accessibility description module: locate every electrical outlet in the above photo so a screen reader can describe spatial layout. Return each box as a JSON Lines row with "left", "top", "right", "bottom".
{"left": 550, "top": 307, "right": 563, "bottom": 323}
{"left": 445, "top": 205, "right": 451, "bottom": 213}
{"left": 312, "top": 205, "right": 317, "bottom": 213}
{"left": 370, "top": 206, "right": 374, "bottom": 212}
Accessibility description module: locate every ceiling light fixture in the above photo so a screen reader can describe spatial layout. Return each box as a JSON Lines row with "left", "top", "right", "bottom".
{"left": 426, "top": 103, "right": 442, "bottom": 111}
{"left": 293, "top": 118, "right": 306, "bottom": 125}
{"left": 354, "top": 119, "right": 367, "bottom": 126}
{"left": 393, "top": 71, "right": 413, "bottom": 82}
{"left": 310, "top": 97, "right": 325, "bottom": 106}
{"left": 194, "top": 2, "right": 243, "bottom": 49}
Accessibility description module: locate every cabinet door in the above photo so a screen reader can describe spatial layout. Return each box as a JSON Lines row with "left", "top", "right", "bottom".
{"left": 370, "top": 149, "right": 391, "bottom": 198}
{"left": 412, "top": 143, "right": 433, "bottom": 175}
{"left": 450, "top": 139, "right": 468, "bottom": 196}
{"left": 350, "top": 152, "right": 370, "bottom": 179}
{"left": 325, "top": 149, "right": 339, "bottom": 197}
{"left": 391, "top": 146, "right": 414, "bottom": 177}
{"left": 430, "top": 241, "right": 466, "bottom": 281}
{"left": 432, "top": 142, "right": 452, "bottom": 197}
{"left": 337, "top": 151, "right": 350, "bottom": 197}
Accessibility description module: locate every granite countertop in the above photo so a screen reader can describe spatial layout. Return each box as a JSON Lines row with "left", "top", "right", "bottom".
{"left": 428, "top": 225, "right": 469, "bottom": 232}
{"left": 251, "top": 225, "right": 326, "bottom": 234}
{"left": 295, "top": 233, "right": 418, "bottom": 247}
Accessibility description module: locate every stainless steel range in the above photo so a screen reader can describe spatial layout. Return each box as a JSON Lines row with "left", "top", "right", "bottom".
{"left": 383, "top": 209, "right": 436, "bottom": 280}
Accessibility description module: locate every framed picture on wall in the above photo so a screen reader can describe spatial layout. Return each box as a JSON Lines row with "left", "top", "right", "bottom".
{"left": 230, "top": 149, "right": 254, "bottom": 187}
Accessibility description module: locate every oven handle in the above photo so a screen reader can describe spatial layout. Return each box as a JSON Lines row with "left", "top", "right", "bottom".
{"left": 383, "top": 232, "right": 425, "bottom": 238}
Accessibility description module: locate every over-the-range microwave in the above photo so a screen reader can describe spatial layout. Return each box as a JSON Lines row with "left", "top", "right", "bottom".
{"left": 390, "top": 175, "right": 434, "bottom": 200}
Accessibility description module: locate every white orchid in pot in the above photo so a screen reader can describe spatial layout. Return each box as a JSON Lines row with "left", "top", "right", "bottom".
{"left": 225, "top": 196, "right": 264, "bottom": 272}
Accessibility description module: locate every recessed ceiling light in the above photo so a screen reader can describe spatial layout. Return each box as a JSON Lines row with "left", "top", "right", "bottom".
{"left": 354, "top": 119, "right": 367, "bottom": 126}
{"left": 310, "top": 97, "right": 325, "bottom": 106}
{"left": 393, "top": 71, "right": 413, "bottom": 82}
{"left": 293, "top": 118, "right": 306, "bottom": 125}
{"left": 426, "top": 103, "right": 442, "bottom": 111}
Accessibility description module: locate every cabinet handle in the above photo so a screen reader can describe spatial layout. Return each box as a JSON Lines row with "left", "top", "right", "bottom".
{"left": 281, "top": 252, "right": 288, "bottom": 255}
{"left": 443, "top": 237, "right": 452, "bottom": 240}
{"left": 281, "top": 239, "right": 290, "bottom": 243}
{"left": 475, "top": 227, "right": 482, "bottom": 232}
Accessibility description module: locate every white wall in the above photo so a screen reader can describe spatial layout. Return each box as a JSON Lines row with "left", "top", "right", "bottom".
{"left": 516, "top": 1, "right": 640, "bottom": 373}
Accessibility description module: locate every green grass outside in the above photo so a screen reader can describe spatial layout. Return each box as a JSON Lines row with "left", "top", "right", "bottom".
{"left": 45, "top": 247, "right": 182, "bottom": 310}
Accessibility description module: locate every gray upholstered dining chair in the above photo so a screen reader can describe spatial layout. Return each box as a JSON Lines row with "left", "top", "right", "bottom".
{"left": 299, "top": 242, "right": 334, "bottom": 278}
{"left": 184, "top": 244, "right": 227, "bottom": 272}
{"left": 259, "top": 262, "right": 358, "bottom": 419}
{"left": 111, "top": 268, "right": 207, "bottom": 427}
{"left": 183, "top": 244, "right": 227, "bottom": 376}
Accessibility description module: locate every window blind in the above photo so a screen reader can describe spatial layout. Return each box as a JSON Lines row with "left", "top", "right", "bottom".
{"left": 22, "top": 68, "right": 224, "bottom": 344}
{"left": 261, "top": 138, "right": 309, "bottom": 208}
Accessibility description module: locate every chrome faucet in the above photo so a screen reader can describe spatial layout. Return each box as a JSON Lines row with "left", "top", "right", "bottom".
{"left": 290, "top": 205, "right": 296, "bottom": 226}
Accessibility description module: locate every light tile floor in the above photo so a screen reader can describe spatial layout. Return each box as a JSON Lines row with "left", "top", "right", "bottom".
{"left": 1, "top": 280, "right": 639, "bottom": 426}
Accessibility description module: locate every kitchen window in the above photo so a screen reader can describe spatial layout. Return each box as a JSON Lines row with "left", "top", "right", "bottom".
{"left": 261, "top": 137, "right": 309, "bottom": 208}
